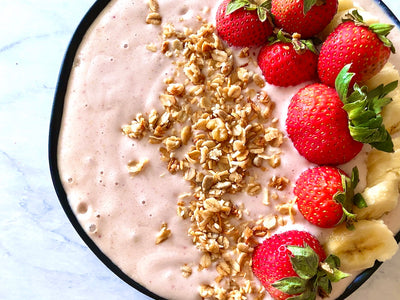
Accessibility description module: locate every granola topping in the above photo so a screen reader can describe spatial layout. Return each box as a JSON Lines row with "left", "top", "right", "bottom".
{"left": 122, "top": 18, "right": 295, "bottom": 298}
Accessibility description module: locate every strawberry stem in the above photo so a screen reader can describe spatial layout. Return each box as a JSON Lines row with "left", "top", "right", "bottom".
{"left": 269, "top": 29, "right": 318, "bottom": 54}
{"left": 335, "top": 64, "right": 397, "bottom": 152}
{"left": 333, "top": 167, "right": 367, "bottom": 229}
{"left": 226, "top": 0, "right": 271, "bottom": 22}
{"left": 343, "top": 10, "right": 395, "bottom": 53}
{"left": 272, "top": 244, "right": 349, "bottom": 299}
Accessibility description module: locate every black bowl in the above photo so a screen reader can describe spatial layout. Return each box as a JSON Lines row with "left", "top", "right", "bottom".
{"left": 49, "top": 1, "right": 400, "bottom": 299}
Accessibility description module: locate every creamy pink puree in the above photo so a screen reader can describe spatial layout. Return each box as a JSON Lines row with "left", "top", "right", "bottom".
{"left": 58, "top": 0, "right": 400, "bottom": 299}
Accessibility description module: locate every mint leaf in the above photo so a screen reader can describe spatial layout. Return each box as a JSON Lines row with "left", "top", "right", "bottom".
{"left": 272, "top": 277, "right": 307, "bottom": 295}
{"left": 287, "top": 245, "right": 319, "bottom": 280}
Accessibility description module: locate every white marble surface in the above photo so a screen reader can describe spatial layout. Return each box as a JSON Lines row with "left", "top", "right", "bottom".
{"left": 1, "top": 0, "right": 399, "bottom": 299}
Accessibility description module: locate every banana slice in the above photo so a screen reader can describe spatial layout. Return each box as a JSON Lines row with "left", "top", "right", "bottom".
{"left": 325, "top": 220, "right": 398, "bottom": 271}
{"left": 365, "top": 62, "right": 400, "bottom": 89}
{"left": 383, "top": 88, "right": 400, "bottom": 134}
{"left": 319, "top": 10, "right": 350, "bottom": 39}
{"left": 338, "top": 0, "right": 354, "bottom": 12}
{"left": 320, "top": 7, "right": 378, "bottom": 39}
{"left": 356, "top": 9, "right": 379, "bottom": 25}
{"left": 354, "top": 172, "right": 399, "bottom": 219}
{"left": 365, "top": 62, "right": 400, "bottom": 134}
{"left": 367, "top": 134, "right": 400, "bottom": 186}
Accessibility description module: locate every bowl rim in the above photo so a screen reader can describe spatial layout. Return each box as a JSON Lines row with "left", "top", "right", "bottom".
{"left": 48, "top": 1, "right": 400, "bottom": 299}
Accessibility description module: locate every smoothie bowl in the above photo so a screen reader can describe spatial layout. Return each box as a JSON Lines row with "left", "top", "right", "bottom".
{"left": 49, "top": 0, "right": 400, "bottom": 299}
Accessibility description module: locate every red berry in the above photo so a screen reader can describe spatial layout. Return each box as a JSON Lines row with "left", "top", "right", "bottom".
{"left": 295, "top": 166, "right": 345, "bottom": 228}
{"left": 216, "top": 0, "right": 273, "bottom": 47}
{"left": 252, "top": 230, "right": 326, "bottom": 300}
{"left": 318, "top": 21, "right": 392, "bottom": 87}
{"left": 286, "top": 83, "right": 363, "bottom": 165}
{"left": 271, "top": 0, "right": 338, "bottom": 38}
{"left": 258, "top": 41, "right": 318, "bottom": 87}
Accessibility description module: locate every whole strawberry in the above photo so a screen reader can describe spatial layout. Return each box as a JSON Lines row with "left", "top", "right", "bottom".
{"left": 271, "top": 0, "right": 338, "bottom": 38}
{"left": 258, "top": 33, "right": 318, "bottom": 87}
{"left": 216, "top": 0, "right": 273, "bottom": 47}
{"left": 286, "top": 82, "right": 363, "bottom": 165}
{"left": 252, "top": 230, "right": 349, "bottom": 300}
{"left": 318, "top": 10, "right": 394, "bottom": 87}
{"left": 295, "top": 166, "right": 366, "bottom": 228}
{"left": 286, "top": 65, "right": 396, "bottom": 164}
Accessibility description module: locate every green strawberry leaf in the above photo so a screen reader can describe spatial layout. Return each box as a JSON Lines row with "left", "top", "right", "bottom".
{"left": 343, "top": 10, "right": 396, "bottom": 53}
{"left": 335, "top": 64, "right": 354, "bottom": 103}
{"left": 257, "top": 6, "right": 267, "bottom": 22}
{"left": 272, "top": 244, "right": 349, "bottom": 300}
{"left": 316, "top": 273, "right": 332, "bottom": 295}
{"left": 257, "top": 0, "right": 271, "bottom": 22}
{"left": 350, "top": 166, "right": 359, "bottom": 189}
{"left": 335, "top": 64, "right": 396, "bottom": 153}
{"left": 271, "top": 29, "right": 318, "bottom": 54}
{"left": 226, "top": 0, "right": 251, "bottom": 14}
{"left": 272, "top": 277, "right": 307, "bottom": 294}
{"left": 334, "top": 167, "right": 367, "bottom": 228}
{"left": 321, "top": 255, "right": 350, "bottom": 282}
{"left": 260, "top": 0, "right": 272, "bottom": 10}
{"left": 287, "top": 289, "right": 316, "bottom": 300}
{"left": 227, "top": 0, "right": 272, "bottom": 22}
{"left": 369, "top": 23, "right": 396, "bottom": 53}
{"left": 354, "top": 193, "right": 368, "bottom": 209}
{"left": 303, "top": 0, "right": 325, "bottom": 15}
{"left": 370, "top": 132, "right": 394, "bottom": 152}
{"left": 275, "top": 29, "right": 292, "bottom": 43}
{"left": 343, "top": 9, "right": 364, "bottom": 24}
{"left": 287, "top": 245, "right": 319, "bottom": 280}
{"left": 324, "top": 254, "right": 341, "bottom": 269}
{"left": 369, "top": 23, "right": 395, "bottom": 37}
